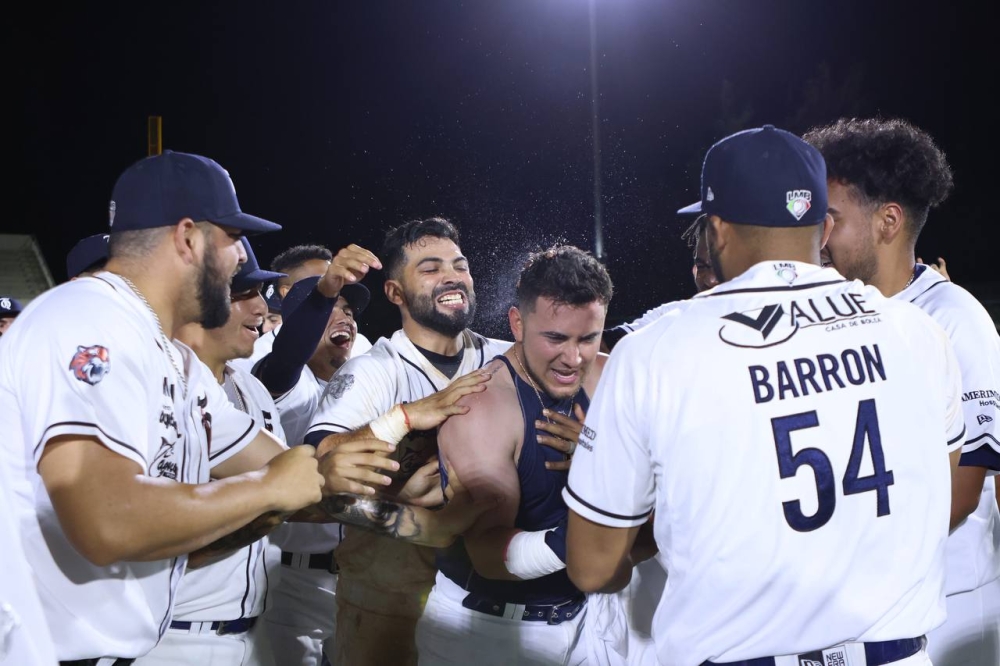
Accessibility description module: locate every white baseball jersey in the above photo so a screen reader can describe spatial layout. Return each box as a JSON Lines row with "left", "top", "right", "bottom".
{"left": 564, "top": 261, "right": 966, "bottom": 666}
{"left": 898, "top": 265, "right": 1000, "bottom": 596}
{"left": 304, "top": 328, "right": 510, "bottom": 594}
{"left": 167, "top": 363, "right": 286, "bottom": 623}
{"left": 0, "top": 457, "right": 57, "bottom": 666}
{"left": 0, "top": 273, "right": 260, "bottom": 660}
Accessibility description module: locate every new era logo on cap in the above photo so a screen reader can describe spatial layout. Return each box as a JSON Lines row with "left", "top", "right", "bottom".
{"left": 109, "top": 151, "right": 282, "bottom": 235}
{"left": 678, "top": 125, "right": 827, "bottom": 228}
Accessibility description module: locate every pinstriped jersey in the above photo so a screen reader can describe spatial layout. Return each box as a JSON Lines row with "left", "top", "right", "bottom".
{"left": 565, "top": 262, "right": 966, "bottom": 666}
{"left": 0, "top": 273, "right": 259, "bottom": 659}
{"left": 167, "top": 363, "right": 285, "bottom": 622}
{"left": 899, "top": 264, "right": 1000, "bottom": 595}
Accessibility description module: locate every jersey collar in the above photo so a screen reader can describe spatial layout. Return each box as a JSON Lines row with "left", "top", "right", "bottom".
{"left": 695, "top": 261, "right": 846, "bottom": 298}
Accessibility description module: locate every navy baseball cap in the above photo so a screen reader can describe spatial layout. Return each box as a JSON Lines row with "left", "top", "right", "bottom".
{"left": 262, "top": 283, "right": 282, "bottom": 314}
{"left": 66, "top": 233, "right": 110, "bottom": 278}
{"left": 678, "top": 125, "right": 827, "bottom": 227}
{"left": 109, "top": 150, "right": 281, "bottom": 235}
{"left": 0, "top": 297, "right": 22, "bottom": 316}
{"left": 232, "top": 237, "right": 286, "bottom": 293}
{"left": 281, "top": 275, "right": 370, "bottom": 320}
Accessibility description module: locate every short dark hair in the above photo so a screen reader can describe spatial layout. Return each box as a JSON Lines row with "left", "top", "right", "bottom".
{"left": 108, "top": 226, "right": 171, "bottom": 260}
{"left": 270, "top": 244, "right": 333, "bottom": 273}
{"left": 380, "top": 217, "right": 461, "bottom": 280}
{"left": 516, "top": 245, "right": 613, "bottom": 313}
{"left": 803, "top": 118, "right": 953, "bottom": 239}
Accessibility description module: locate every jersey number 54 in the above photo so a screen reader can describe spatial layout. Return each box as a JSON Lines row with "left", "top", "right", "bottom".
{"left": 772, "top": 399, "right": 894, "bottom": 532}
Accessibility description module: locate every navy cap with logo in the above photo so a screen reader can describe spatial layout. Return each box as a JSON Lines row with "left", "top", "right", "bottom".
{"left": 109, "top": 150, "right": 281, "bottom": 235}
{"left": 66, "top": 233, "right": 110, "bottom": 278}
{"left": 281, "top": 275, "right": 370, "bottom": 320}
{"left": 678, "top": 125, "right": 827, "bottom": 227}
{"left": 0, "top": 297, "right": 23, "bottom": 316}
{"left": 262, "top": 283, "right": 282, "bottom": 314}
{"left": 232, "top": 237, "right": 287, "bottom": 293}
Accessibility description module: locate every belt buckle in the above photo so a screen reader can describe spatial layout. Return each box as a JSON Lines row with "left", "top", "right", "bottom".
{"left": 546, "top": 597, "right": 581, "bottom": 625}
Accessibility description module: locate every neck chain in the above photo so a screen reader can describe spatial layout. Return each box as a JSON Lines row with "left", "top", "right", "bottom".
{"left": 903, "top": 266, "right": 918, "bottom": 290}
{"left": 224, "top": 371, "right": 248, "bottom": 413}
{"left": 512, "top": 345, "right": 577, "bottom": 423}
{"left": 115, "top": 273, "right": 188, "bottom": 399}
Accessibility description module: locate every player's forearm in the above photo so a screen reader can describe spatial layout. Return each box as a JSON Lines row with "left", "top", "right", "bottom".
{"left": 258, "top": 286, "right": 335, "bottom": 395}
{"left": 314, "top": 427, "right": 378, "bottom": 457}
{"left": 949, "top": 463, "right": 987, "bottom": 531}
{"left": 80, "top": 471, "right": 284, "bottom": 565}
{"left": 289, "top": 494, "right": 453, "bottom": 546}
{"left": 465, "top": 527, "right": 527, "bottom": 580}
{"left": 187, "top": 509, "right": 292, "bottom": 569}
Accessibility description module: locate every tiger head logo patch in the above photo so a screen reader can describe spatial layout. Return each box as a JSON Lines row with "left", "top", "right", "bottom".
{"left": 69, "top": 345, "right": 111, "bottom": 385}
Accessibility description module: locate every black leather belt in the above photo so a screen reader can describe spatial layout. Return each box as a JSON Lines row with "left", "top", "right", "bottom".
{"left": 280, "top": 550, "right": 339, "bottom": 574}
{"left": 461, "top": 592, "right": 585, "bottom": 625}
{"left": 702, "top": 636, "right": 925, "bottom": 666}
{"left": 169, "top": 616, "right": 257, "bottom": 636}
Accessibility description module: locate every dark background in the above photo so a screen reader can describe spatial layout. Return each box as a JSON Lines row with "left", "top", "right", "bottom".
{"left": 13, "top": 0, "right": 994, "bottom": 340}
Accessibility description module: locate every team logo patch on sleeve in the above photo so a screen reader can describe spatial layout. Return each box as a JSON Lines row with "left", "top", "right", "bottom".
{"left": 329, "top": 373, "right": 355, "bottom": 399}
{"left": 69, "top": 345, "right": 111, "bottom": 385}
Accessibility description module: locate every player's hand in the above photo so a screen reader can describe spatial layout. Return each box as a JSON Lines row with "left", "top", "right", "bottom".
{"left": 318, "top": 439, "right": 400, "bottom": 496}
{"left": 397, "top": 457, "right": 444, "bottom": 507}
{"left": 537, "top": 403, "right": 587, "bottom": 471}
{"left": 261, "top": 445, "right": 325, "bottom": 512}
{"left": 402, "top": 369, "right": 493, "bottom": 431}
{"left": 427, "top": 464, "right": 499, "bottom": 547}
{"left": 917, "top": 256, "right": 951, "bottom": 282}
{"left": 317, "top": 244, "right": 382, "bottom": 298}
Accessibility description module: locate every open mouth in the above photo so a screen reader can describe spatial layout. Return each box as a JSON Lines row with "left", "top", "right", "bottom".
{"left": 242, "top": 323, "right": 260, "bottom": 340}
{"left": 329, "top": 329, "right": 352, "bottom": 349}
{"left": 436, "top": 291, "right": 466, "bottom": 310}
{"left": 550, "top": 368, "right": 579, "bottom": 386}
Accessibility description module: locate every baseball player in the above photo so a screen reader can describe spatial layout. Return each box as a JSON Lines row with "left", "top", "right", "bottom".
{"left": 261, "top": 283, "right": 282, "bottom": 334}
{"left": 602, "top": 212, "right": 717, "bottom": 353}
{"left": 805, "top": 117, "right": 1000, "bottom": 666}
{"left": 0, "top": 296, "right": 22, "bottom": 336}
{"left": 0, "top": 150, "right": 327, "bottom": 663}
{"left": 416, "top": 245, "right": 614, "bottom": 665}
{"left": 304, "top": 217, "right": 511, "bottom": 666}
{"left": 133, "top": 237, "right": 288, "bottom": 666}
{"left": 252, "top": 246, "right": 376, "bottom": 666}
{"left": 564, "top": 126, "right": 965, "bottom": 666}
{"left": 66, "top": 232, "right": 110, "bottom": 280}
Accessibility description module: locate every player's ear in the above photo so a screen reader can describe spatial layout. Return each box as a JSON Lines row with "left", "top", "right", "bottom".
{"left": 877, "top": 202, "right": 905, "bottom": 242}
{"left": 384, "top": 279, "right": 404, "bottom": 306}
{"left": 172, "top": 218, "right": 200, "bottom": 265}
{"left": 508, "top": 306, "right": 524, "bottom": 342}
{"left": 820, "top": 213, "right": 835, "bottom": 249}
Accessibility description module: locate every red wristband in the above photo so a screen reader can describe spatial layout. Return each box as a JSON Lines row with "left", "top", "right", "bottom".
{"left": 400, "top": 403, "right": 411, "bottom": 430}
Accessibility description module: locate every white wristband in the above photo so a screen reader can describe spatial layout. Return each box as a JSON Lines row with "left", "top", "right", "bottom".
{"left": 369, "top": 405, "right": 410, "bottom": 445}
{"left": 504, "top": 529, "right": 565, "bottom": 580}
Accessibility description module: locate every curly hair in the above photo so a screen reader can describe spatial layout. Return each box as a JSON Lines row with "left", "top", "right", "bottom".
{"left": 380, "top": 217, "right": 461, "bottom": 280}
{"left": 516, "top": 245, "right": 613, "bottom": 313}
{"left": 803, "top": 118, "right": 953, "bottom": 239}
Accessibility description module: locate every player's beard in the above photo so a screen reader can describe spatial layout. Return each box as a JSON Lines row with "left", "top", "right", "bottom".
{"left": 405, "top": 283, "right": 477, "bottom": 338}
{"left": 831, "top": 244, "right": 879, "bottom": 286}
{"left": 197, "top": 246, "right": 233, "bottom": 330}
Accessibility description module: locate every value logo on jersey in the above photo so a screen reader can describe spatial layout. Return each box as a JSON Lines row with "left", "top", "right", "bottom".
{"left": 68, "top": 344, "right": 111, "bottom": 385}
{"left": 719, "top": 304, "right": 799, "bottom": 348}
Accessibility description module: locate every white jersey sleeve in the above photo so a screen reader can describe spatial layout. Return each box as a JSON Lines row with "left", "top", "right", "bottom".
{"left": 564, "top": 320, "right": 664, "bottom": 528}
{"left": 307, "top": 350, "right": 398, "bottom": 436}
{"left": 17, "top": 290, "right": 160, "bottom": 470}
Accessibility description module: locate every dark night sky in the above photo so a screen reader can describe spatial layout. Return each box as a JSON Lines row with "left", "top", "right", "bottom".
{"left": 13, "top": 0, "right": 994, "bottom": 340}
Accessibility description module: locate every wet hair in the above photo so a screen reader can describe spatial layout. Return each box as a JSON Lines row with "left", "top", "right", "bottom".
{"left": 516, "top": 245, "right": 613, "bottom": 313}
{"left": 681, "top": 214, "right": 708, "bottom": 251}
{"left": 380, "top": 217, "right": 461, "bottom": 280}
{"left": 803, "top": 118, "right": 953, "bottom": 239}
{"left": 270, "top": 244, "right": 333, "bottom": 273}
